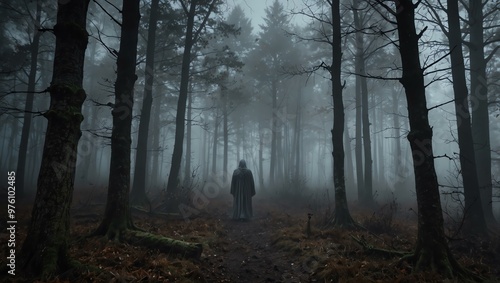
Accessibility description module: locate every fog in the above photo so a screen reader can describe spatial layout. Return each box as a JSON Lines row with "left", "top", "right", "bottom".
{"left": 0, "top": 0, "right": 499, "bottom": 210}
{"left": 2, "top": 0, "right": 500, "bottom": 280}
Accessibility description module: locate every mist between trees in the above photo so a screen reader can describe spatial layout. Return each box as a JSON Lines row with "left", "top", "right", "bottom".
{"left": 0, "top": 0, "right": 499, "bottom": 280}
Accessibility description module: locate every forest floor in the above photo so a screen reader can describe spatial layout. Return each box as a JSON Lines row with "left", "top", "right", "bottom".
{"left": 1, "top": 187, "right": 499, "bottom": 282}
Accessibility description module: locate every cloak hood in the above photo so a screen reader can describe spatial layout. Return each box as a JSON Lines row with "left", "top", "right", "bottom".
{"left": 238, "top": 159, "right": 247, "bottom": 169}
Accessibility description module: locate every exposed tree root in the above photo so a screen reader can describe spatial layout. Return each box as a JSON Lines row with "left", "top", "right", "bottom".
{"left": 18, "top": 236, "right": 72, "bottom": 279}
{"left": 130, "top": 191, "right": 151, "bottom": 211}
{"left": 350, "top": 234, "right": 410, "bottom": 258}
{"left": 351, "top": 235, "right": 485, "bottom": 281}
{"left": 327, "top": 213, "right": 363, "bottom": 230}
{"left": 399, "top": 248, "right": 485, "bottom": 282}
{"left": 18, "top": 248, "right": 98, "bottom": 282}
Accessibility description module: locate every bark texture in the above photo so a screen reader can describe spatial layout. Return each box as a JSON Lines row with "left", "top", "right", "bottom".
{"left": 94, "top": 0, "right": 141, "bottom": 239}
{"left": 469, "top": 0, "right": 496, "bottom": 225}
{"left": 353, "top": 0, "right": 373, "bottom": 204}
{"left": 131, "top": 0, "right": 160, "bottom": 207}
{"left": 19, "top": 0, "right": 90, "bottom": 277}
{"left": 447, "top": 0, "right": 488, "bottom": 235}
{"left": 166, "top": 1, "right": 197, "bottom": 211}
{"left": 330, "top": 0, "right": 355, "bottom": 228}
{"left": 393, "top": 0, "right": 460, "bottom": 277}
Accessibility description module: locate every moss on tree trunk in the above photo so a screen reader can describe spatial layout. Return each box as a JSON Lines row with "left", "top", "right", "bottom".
{"left": 19, "top": 0, "right": 90, "bottom": 278}
{"left": 123, "top": 231, "right": 203, "bottom": 259}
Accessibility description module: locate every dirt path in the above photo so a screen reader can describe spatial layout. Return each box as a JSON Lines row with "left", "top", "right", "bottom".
{"left": 202, "top": 199, "right": 312, "bottom": 282}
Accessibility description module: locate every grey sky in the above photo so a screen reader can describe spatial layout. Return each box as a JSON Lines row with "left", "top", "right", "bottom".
{"left": 230, "top": 0, "right": 306, "bottom": 33}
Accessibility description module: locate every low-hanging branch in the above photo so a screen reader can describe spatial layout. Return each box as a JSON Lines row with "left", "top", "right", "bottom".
{"left": 1, "top": 87, "right": 50, "bottom": 97}
{"left": 344, "top": 70, "right": 401, "bottom": 81}
{"left": 422, "top": 46, "right": 454, "bottom": 72}
{"left": 102, "top": 0, "right": 121, "bottom": 13}
{"left": 89, "top": 98, "right": 115, "bottom": 108}
{"left": 427, "top": 98, "right": 454, "bottom": 111}
{"left": 89, "top": 21, "right": 119, "bottom": 58}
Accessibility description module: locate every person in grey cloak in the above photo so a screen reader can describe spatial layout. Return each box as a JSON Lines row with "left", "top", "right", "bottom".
{"left": 230, "top": 159, "right": 256, "bottom": 220}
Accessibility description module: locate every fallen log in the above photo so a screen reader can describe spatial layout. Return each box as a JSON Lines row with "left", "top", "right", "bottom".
{"left": 123, "top": 230, "right": 203, "bottom": 259}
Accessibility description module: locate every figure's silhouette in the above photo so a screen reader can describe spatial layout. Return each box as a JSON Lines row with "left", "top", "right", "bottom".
{"left": 230, "top": 160, "right": 256, "bottom": 220}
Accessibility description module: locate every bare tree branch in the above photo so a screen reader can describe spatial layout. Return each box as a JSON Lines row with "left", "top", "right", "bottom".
{"left": 428, "top": 99, "right": 454, "bottom": 111}
{"left": 93, "top": 0, "right": 122, "bottom": 27}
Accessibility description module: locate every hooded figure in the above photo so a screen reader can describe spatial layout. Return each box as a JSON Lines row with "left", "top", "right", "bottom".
{"left": 230, "top": 159, "right": 256, "bottom": 220}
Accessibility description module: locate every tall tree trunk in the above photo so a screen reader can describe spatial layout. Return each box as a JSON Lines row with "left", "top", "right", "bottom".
{"left": 150, "top": 96, "right": 164, "bottom": 190}
{"left": 259, "top": 120, "right": 265, "bottom": 189}
{"left": 447, "top": 0, "right": 488, "bottom": 235}
{"left": 16, "top": 0, "right": 42, "bottom": 199}
{"left": 212, "top": 109, "right": 219, "bottom": 174}
{"left": 165, "top": 0, "right": 216, "bottom": 211}
{"left": 469, "top": 0, "right": 496, "bottom": 225}
{"left": 269, "top": 80, "right": 277, "bottom": 186}
{"left": 131, "top": 0, "right": 159, "bottom": 207}
{"left": 353, "top": 0, "right": 373, "bottom": 204}
{"left": 329, "top": 0, "right": 355, "bottom": 228}
{"left": 276, "top": 117, "right": 284, "bottom": 185}
{"left": 183, "top": 84, "right": 193, "bottom": 187}
{"left": 344, "top": 120, "right": 354, "bottom": 190}
{"left": 394, "top": 0, "right": 462, "bottom": 277}
{"left": 19, "top": 0, "right": 90, "bottom": 277}
{"left": 377, "top": 107, "right": 384, "bottom": 187}
{"left": 223, "top": 88, "right": 229, "bottom": 178}
{"left": 236, "top": 122, "right": 241, "bottom": 161}
{"left": 355, "top": 75, "right": 364, "bottom": 201}
{"left": 94, "top": 0, "right": 141, "bottom": 239}
{"left": 150, "top": 94, "right": 161, "bottom": 189}
{"left": 392, "top": 88, "right": 404, "bottom": 197}
{"left": 371, "top": 102, "right": 378, "bottom": 186}
{"left": 202, "top": 119, "right": 209, "bottom": 180}
{"left": 165, "top": 2, "right": 199, "bottom": 212}
{"left": 77, "top": 37, "right": 98, "bottom": 185}
{"left": 165, "top": 3, "right": 196, "bottom": 211}
{"left": 294, "top": 86, "right": 302, "bottom": 179}
{"left": 8, "top": 111, "right": 20, "bottom": 168}
{"left": 284, "top": 119, "right": 290, "bottom": 184}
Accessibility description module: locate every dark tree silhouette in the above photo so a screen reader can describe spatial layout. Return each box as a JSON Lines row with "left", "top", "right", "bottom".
{"left": 446, "top": 0, "right": 488, "bottom": 236}
{"left": 165, "top": 0, "right": 217, "bottom": 212}
{"left": 90, "top": 0, "right": 203, "bottom": 258}
{"left": 329, "top": 0, "right": 356, "bottom": 228}
{"left": 294, "top": 0, "right": 357, "bottom": 227}
{"left": 468, "top": 0, "right": 497, "bottom": 225}
{"left": 131, "top": 0, "right": 160, "bottom": 208}
{"left": 16, "top": 0, "right": 42, "bottom": 199}
{"left": 94, "top": 0, "right": 141, "bottom": 239}
{"left": 352, "top": 0, "right": 373, "bottom": 205}
{"left": 387, "top": 0, "right": 468, "bottom": 278}
{"left": 19, "top": 0, "right": 90, "bottom": 277}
